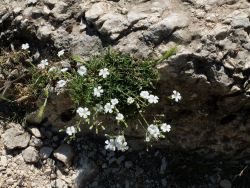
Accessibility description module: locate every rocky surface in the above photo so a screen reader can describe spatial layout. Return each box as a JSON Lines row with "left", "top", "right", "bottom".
{"left": 1, "top": 0, "right": 250, "bottom": 186}
{"left": 2, "top": 123, "right": 30, "bottom": 150}
{"left": 0, "top": 0, "right": 250, "bottom": 157}
{"left": 1, "top": 121, "right": 250, "bottom": 188}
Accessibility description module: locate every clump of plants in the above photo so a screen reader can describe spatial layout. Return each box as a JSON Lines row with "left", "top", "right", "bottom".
{"left": 23, "top": 45, "right": 181, "bottom": 152}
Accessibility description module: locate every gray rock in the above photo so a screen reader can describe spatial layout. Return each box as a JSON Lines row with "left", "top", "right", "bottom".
{"left": 231, "top": 11, "right": 250, "bottom": 28}
{"left": 37, "top": 25, "right": 54, "bottom": 39}
{"left": 74, "top": 155, "right": 98, "bottom": 187}
{"left": 29, "top": 127, "right": 42, "bottom": 138}
{"left": 51, "top": 179, "right": 68, "bottom": 188}
{"left": 145, "top": 12, "right": 190, "bottom": 44}
{"left": 22, "top": 146, "right": 39, "bottom": 163}
{"left": 212, "top": 24, "right": 230, "bottom": 40}
{"left": 40, "top": 146, "right": 53, "bottom": 159}
{"left": 85, "top": 2, "right": 110, "bottom": 22}
{"left": 29, "top": 136, "right": 43, "bottom": 148}
{"left": 220, "top": 179, "right": 232, "bottom": 188}
{"left": 160, "top": 157, "right": 167, "bottom": 174}
{"left": 53, "top": 144, "right": 74, "bottom": 166}
{"left": 2, "top": 127, "right": 30, "bottom": 150}
{"left": 0, "top": 156, "right": 8, "bottom": 167}
{"left": 97, "top": 13, "right": 129, "bottom": 40}
{"left": 125, "top": 161, "right": 133, "bottom": 168}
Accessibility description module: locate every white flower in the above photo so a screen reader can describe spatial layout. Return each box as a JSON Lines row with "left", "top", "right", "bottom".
{"left": 104, "top": 103, "right": 114, "bottom": 113}
{"left": 77, "top": 65, "right": 87, "bottom": 76}
{"left": 61, "top": 68, "right": 68, "bottom": 72}
{"left": 147, "top": 124, "right": 160, "bottom": 139}
{"left": 148, "top": 95, "right": 159, "bottom": 104}
{"left": 145, "top": 136, "right": 150, "bottom": 142}
{"left": 127, "top": 97, "right": 134, "bottom": 104}
{"left": 105, "top": 135, "right": 129, "bottom": 152}
{"left": 105, "top": 139, "right": 116, "bottom": 151}
{"left": 21, "top": 43, "right": 29, "bottom": 50}
{"left": 116, "top": 113, "right": 124, "bottom": 121}
{"left": 99, "top": 68, "right": 110, "bottom": 78}
{"left": 140, "top": 91, "right": 150, "bottom": 99}
{"left": 96, "top": 104, "right": 103, "bottom": 112}
{"left": 115, "top": 135, "right": 128, "bottom": 151}
{"left": 48, "top": 66, "right": 59, "bottom": 72}
{"left": 57, "top": 49, "right": 65, "bottom": 57}
{"left": 55, "top": 80, "right": 67, "bottom": 95}
{"left": 93, "top": 86, "right": 104, "bottom": 97}
{"left": 37, "top": 59, "right": 48, "bottom": 69}
{"left": 171, "top": 90, "right": 182, "bottom": 102}
{"left": 76, "top": 107, "right": 90, "bottom": 119}
{"left": 56, "top": 80, "right": 67, "bottom": 88}
{"left": 111, "top": 98, "right": 119, "bottom": 106}
{"left": 66, "top": 126, "right": 76, "bottom": 136}
{"left": 160, "top": 123, "right": 171, "bottom": 132}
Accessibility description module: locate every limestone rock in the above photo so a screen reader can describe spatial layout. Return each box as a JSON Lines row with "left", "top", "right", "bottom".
{"left": 0, "top": 156, "right": 8, "bottom": 167}
{"left": 74, "top": 155, "right": 98, "bottom": 187}
{"left": 40, "top": 146, "right": 53, "bottom": 159}
{"left": 85, "top": 2, "right": 111, "bottom": 22}
{"left": 145, "top": 12, "right": 190, "bottom": 44}
{"left": 22, "top": 146, "right": 39, "bottom": 163}
{"left": 2, "top": 127, "right": 30, "bottom": 150}
{"left": 29, "top": 136, "right": 43, "bottom": 148}
{"left": 54, "top": 144, "right": 74, "bottom": 166}
{"left": 29, "top": 127, "right": 42, "bottom": 138}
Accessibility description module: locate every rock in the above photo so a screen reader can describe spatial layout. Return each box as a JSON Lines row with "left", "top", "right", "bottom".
{"left": 37, "top": 25, "right": 54, "bottom": 39}
{"left": 29, "top": 127, "right": 42, "bottom": 138}
{"left": 212, "top": 24, "right": 230, "bottom": 40}
{"left": 145, "top": 12, "right": 190, "bottom": 44}
{"left": 74, "top": 155, "right": 98, "bottom": 187}
{"left": 53, "top": 144, "right": 74, "bottom": 166}
{"left": 29, "top": 136, "right": 43, "bottom": 147}
{"left": 231, "top": 11, "right": 250, "bottom": 28}
{"left": 220, "top": 179, "right": 232, "bottom": 188}
{"left": 40, "top": 146, "right": 53, "bottom": 159}
{"left": 125, "top": 161, "right": 133, "bottom": 168}
{"left": 160, "top": 157, "right": 167, "bottom": 174}
{"left": 2, "top": 127, "right": 30, "bottom": 150}
{"left": 0, "top": 156, "right": 8, "bottom": 167}
{"left": 1, "top": 0, "right": 250, "bottom": 158}
{"left": 97, "top": 13, "right": 129, "bottom": 40}
{"left": 51, "top": 179, "right": 68, "bottom": 188}
{"left": 85, "top": 2, "right": 111, "bottom": 22}
{"left": 22, "top": 146, "right": 39, "bottom": 163}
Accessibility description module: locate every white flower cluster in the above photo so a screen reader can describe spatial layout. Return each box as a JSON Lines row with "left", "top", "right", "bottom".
{"left": 66, "top": 126, "right": 76, "bottom": 136}
{"left": 105, "top": 135, "right": 128, "bottom": 151}
{"left": 94, "top": 86, "right": 104, "bottom": 97}
{"left": 99, "top": 68, "right": 110, "bottom": 78}
{"left": 77, "top": 65, "right": 87, "bottom": 76}
{"left": 104, "top": 98, "right": 119, "bottom": 113}
{"left": 52, "top": 80, "right": 67, "bottom": 95}
{"left": 140, "top": 91, "right": 159, "bottom": 104}
{"left": 146, "top": 123, "right": 171, "bottom": 142}
{"left": 127, "top": 97, "right": 134, "bottom": 104}
{"left": 21, "top": 43, "right": 29, "bottom": 50}
{"left": 37, "top": 59, "right": 49, "bottom": 70}
{"left": 77, "top": 107, "right": 90, "bottom": 119}
{"left": 171, "top": 90, "right": 182, "bottom": 102}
